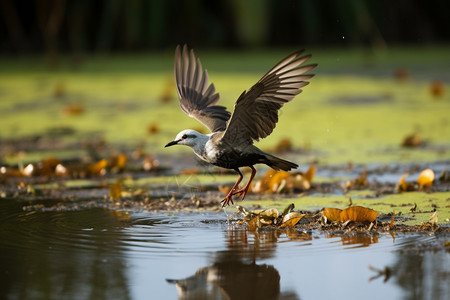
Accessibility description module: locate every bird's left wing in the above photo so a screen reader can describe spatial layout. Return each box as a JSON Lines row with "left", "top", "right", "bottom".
{"left": 220, "top": 49, "right": 317, "bottom": 145}
{"left": 174, "top": 45, "right": 231, "bottom": 133}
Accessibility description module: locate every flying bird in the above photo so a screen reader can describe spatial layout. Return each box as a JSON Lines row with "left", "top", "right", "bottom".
{"left": 165, "top": 45, "right": 316, "bottom": 207}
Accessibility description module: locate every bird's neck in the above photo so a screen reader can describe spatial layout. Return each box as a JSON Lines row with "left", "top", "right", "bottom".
{"left": 190, "top": 133, "right": 211, "bottom": 158}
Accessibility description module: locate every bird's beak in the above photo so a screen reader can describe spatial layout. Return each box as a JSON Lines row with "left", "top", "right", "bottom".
{"left": 165, "top": 140, "right": 178, "bottom": 148}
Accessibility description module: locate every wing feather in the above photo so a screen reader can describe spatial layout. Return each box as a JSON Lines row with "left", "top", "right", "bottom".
{"left": 220, "top": 50, "right": 317, "bottom": 145}
{"left": 174, "top": 45, "right": 231, "bottom": 133}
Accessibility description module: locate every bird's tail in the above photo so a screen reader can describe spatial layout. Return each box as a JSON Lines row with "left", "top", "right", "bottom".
{"left": 263, "top": 153, "right": 298, "bottom": 171}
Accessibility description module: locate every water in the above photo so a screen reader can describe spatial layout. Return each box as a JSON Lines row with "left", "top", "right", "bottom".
{"left": 0, "top": 198, "right": 449, "bottom": 300}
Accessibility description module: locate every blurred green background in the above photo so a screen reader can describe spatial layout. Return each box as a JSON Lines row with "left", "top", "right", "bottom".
{"left": 1, "top": 0, "right": 449, "bottom": 165}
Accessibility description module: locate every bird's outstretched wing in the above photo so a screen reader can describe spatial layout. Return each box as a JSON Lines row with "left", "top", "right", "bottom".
{"left": 220, "top": 49, "right": 317, "bottom": 145}
{"left": 174, "top": 45, "right": 231, "bottom": 133}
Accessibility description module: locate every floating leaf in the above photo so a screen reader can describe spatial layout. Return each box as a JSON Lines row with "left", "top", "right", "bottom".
{"left": 275, "top": 137, "right": 293, "bottom": 153}
{"left": 430, "top": 80, "right": 445, "bottom": 98}
{"left": 62, "top": 103, "right": 84, "bottom": 116}
{"left": 417, "top": 168, "right": 434, "bottom": 190}
{"left": 345, "top": 168, "right": 367, "bottom": 189}
{"left": 340, "top": 206, "right": 378, "bottom": 222}
{"left": 109, "top": 154, "right": 127, "bottom": 172}
{"left": 323, "top": 206, "right": 378, "bottom": 223}
{"left": 280, "top": 217, "right": 303, "bottom": 228}
{"left": 147, "top": 123, "right": 160, "bottom": 134}
{"left": 109, "top": 181, "right": 123, "bottom": 201}
{"left": 85, "top": 159, "right": 107, "bottom": 176}
{"left": 388, "top": 211, "right": 395, "bottom": 230}
{"left": 323, "top": 208, "right": 342, "bottom": 222}
{"left": 397, "top": 173, "right": 416, "bottom": 192}
{"left": 303, "top": 165, "right": 316, "bottom": 183}
{"left": 402, "top": 133, "right": 422, "bottom": 148}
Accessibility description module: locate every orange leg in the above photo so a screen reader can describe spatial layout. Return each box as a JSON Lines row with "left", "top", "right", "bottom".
{"left": 231, "top": 166, "right": 256, "bottom": 201}
{"left": 220, "top": 169, "right": 243, "bottom": 207}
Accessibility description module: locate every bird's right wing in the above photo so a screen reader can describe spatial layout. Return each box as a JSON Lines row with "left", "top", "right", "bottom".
{"left": 174, "top": 45, "right": 231, "bottom": 133}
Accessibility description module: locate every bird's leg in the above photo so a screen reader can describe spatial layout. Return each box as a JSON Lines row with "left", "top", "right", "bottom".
{"left": 232, "top": 166, "right": 256, "bottom": 200}
{"left": 221, "top": 169, "right": 243, "bottom": 207}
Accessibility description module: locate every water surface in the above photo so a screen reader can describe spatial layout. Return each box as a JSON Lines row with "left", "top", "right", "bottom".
{"left": 0, "top": 199, "right": 448, "bottom": 300}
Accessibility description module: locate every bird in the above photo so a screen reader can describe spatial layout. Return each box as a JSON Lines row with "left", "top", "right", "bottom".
{"left": 165, "top": 45, "right": 316, "bottom": 207}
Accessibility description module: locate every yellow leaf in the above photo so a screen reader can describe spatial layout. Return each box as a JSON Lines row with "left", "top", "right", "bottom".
{"left": 388, "top": 211, "right": 395, "bottom": 230}
{"left": 280, "top": 213, "right": 305, "bottom": 228}
{"left": 86, "top": 159, "right": 107, "bottom": 176}
{"left": 109, "top": 182, "right": 123, "bottom": 201}
{"left": 417, "top": 168, "right": 434, "bottom": 190}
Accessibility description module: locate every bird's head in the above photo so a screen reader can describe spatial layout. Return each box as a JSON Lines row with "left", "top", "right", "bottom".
{"left": 165, "top": 129, "right": 206, "bottom": 148}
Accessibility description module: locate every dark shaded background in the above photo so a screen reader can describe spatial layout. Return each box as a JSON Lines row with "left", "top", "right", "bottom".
{"left": 1, "top": 0, "right": 449, "bottom": 56}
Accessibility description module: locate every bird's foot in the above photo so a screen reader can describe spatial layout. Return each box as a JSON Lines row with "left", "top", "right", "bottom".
{"left": 220, "top": 194, "right": 235, "bottom": 208}
{"left": 231, "top": 186, "right": 250, "bottom": 200}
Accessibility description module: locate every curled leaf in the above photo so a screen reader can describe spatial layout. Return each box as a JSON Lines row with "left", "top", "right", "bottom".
{"left": 323, "top": 206, "right": 378, "bottom": 223}
{"left": 388, "top": 211, "right": 395, "bottom": 230}
{"left": 323, "top": 208, "right": 342, "bottom": 222}
{"left": 340, "top": 206, "right": 378, "bottom": 223}
{"left": 109, "top": 181, "right": 123, "bottom": 201}
{"left": 417, "top": 168, "right": 434, "bottom": 190}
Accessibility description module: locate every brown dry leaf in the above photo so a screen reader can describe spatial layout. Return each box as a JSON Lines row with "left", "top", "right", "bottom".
{"left": 147, "top": 123, "right": 160, "bottom": 134}
{"left": 275, "top": 138, "right": 293, "bottom": 153}
{"left": 397, "top": 173, "right": 416, "bottom": 192}
{"left": 303, "top": 165, "right": 316, "bottom": 183}
{"left": 417, "top": 168, "right": 435, "bottom": 190}
{"left": 109, "top": 181, "right": 123, "bottom": 201}
{"left": 218, "top": 185, "right": 232, "bottom": 195}
{"left": 180, "top": 168, "right": 200, "bottom": 175}
{"left": 269, "top": 171, "right": 291, "bottom": 193}
{"left": 85, "top": 159, "right": 107, "bottom": 176}
{"left": 402, "top": 133, "right": 422, "bottom": 147}
{"left": 388, "top": 211, "right": 395, "bottom": 229}
{"left": 31, "top": 157, "right": 63, "bottom": 176}
{"left": 345, "top": 168, "right": 367, "bottom": 189}
{"left": 339, "top": 206, "right": 379, "bottom": 223}
{"left": 430, "top": 80, "right": 445, "bottom": 98}
{"left": 247, "top": 217, "right": 259, "bottom": 231}
{"left": 22, "top": 164, "right": 34, "bottom": 177}
{"left": 280, "top": 217, "right": 303, "bottom": 228}
{"left": 323, "top": 208, "right": 342, "bottom": 222}
{"left": 62, "top": 103, "right": 84, "bottom": 116}
{"left": 0, "top": 166, "right": 23, "bottom": 178}
{"left": 109, "top": 154, "right": 127, "bottom": 172}
{"left": 280, "top": 212, "right": 305, "bottom": 228}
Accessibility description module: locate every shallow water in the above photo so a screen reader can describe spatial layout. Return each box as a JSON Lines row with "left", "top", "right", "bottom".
{"left": 0, "top": 198, "right": 449, "bottom": 300}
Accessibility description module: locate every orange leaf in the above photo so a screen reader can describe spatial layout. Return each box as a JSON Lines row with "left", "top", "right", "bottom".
{"left": 388, "top": 210, "right": 395, "bottom": 229}
{"left": 303, "top": 165, "right": 316, "bottom": 183}
{"left": 280, "top": 214, "right": 304, "bottom": 228}
{"left": 417, "top": 168, "right": 434, "bottom": 190}
{"left": 323, "top": 208, "right": 342, "bottom": 222}
{"left": 339, "top": 206, "right": 378, "bottom": 223}
{"left": 86, "top": 159, "right": 107, "bottom": 176}
{"left": 269, "top": 171, "right": 290, "bottom": 192}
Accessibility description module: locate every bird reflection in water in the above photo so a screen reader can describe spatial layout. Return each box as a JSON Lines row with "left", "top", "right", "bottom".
{"left": 167, "top": 226, "right": 305, "bottom": 300}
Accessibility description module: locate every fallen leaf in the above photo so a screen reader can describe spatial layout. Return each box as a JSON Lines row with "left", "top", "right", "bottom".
{"left": 275, "top": 137, "right": 293, "bottom": 153}
{"left": 109, "top": 154, "right": 127, "bottom": 172}
{"left": 109, "top": 181, "right": 123, "bottom": 201}
{"left": 388, "top": 211, "right": 395, "bottom": 230}
{"left": 85, "top": 159, "right": 107, "bottom": 176}
{"left": 345, "top": 168, "right": 367, "bottom": 189}
{"left": 417, "top": 168, "right": 434, "bottom": 190}
{"left": 340, "top": 206, "right": 378, "bottom": 223}
{"left": 397, "top": 173, "right": 416, "bottom": 192}
{"left": 62, "top": 103, "right": 84, "bottom": 116}
{"left": 323, "top": 208, "right": 342, "bottom": 222}
{"left": 303, "top": 165, "right": 316, "bottom": 183}
{"left": 280, "top": 217, "right": 303, "bottom": 228}
{"left": 323, "top": 206, "right": 378, "bottom": 223}
{"left": 430, "top": 80, "right": 445, "bottom": 98}
{"left": 147, "top": 123, "right": 160, "bottom": 134}
{"left": 429, "top": 211, "right": 438, "bottom": 225}
{"left": 402, "top": 133, "right": 422, "bottom": 148}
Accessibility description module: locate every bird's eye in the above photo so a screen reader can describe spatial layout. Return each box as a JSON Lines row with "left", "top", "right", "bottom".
{"left": 182, "top": 134, "right": 188, "bottom": 139}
